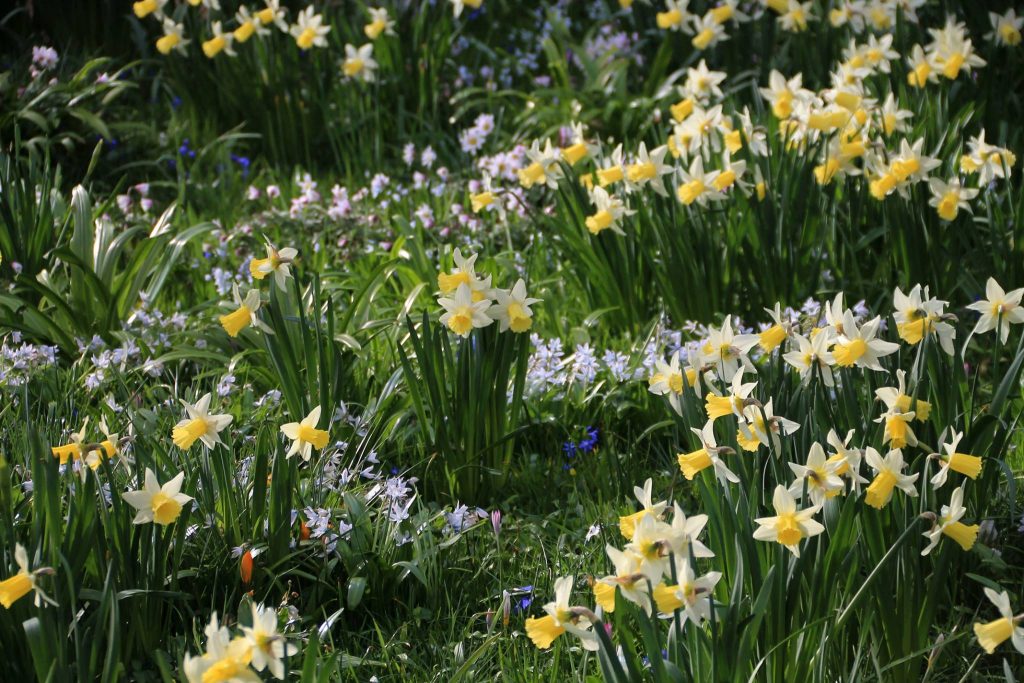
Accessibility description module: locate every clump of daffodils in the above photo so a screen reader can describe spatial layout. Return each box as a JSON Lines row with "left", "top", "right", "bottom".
{"left": 184, "top": 605, "right": 297, "bottom": 682}
{"left": 435, "top": 248, "right": 541, "bottom": 337}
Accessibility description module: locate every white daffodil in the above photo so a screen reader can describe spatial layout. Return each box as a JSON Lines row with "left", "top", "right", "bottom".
{"left": 122, "top": 468, "right": 193, "bottom": 526}
{"left": 280, "top": 405, "right": 330, "bottom": 461}
{"left": 439, "top": 283, "right": 493, "bottom": 337}
{"left": 966, "top": 277, "right": 1024, "bottom": 343}
{"left": 788, "top": 442, "right": 845, "bottom": 505}
{"left": 250, "top": 241, "right": 297, "bottom": 289}
{"left": 753, "top": 484, "right": 824, "bottom": 557}
{"left": 652, "top": 557, "right": 721, "bottom": 624}
{"left": 863, "top": 447, "right": 918, "bottom": 509}
{"left": 488, "top": 279, "right": 540, "bottom": 333}
{"left": 342, "top": 43, "right": 377, "bottom": 82}
{"left": 172, "top": 394, "right": 233, "bottom": 451}
{"left": 921, "top": 484, "right": 978, "bottom": 555}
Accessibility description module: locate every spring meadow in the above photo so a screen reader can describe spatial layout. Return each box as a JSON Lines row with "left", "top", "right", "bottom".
{"left": 2, "top": 0, "right": 1024, "bottom": 680}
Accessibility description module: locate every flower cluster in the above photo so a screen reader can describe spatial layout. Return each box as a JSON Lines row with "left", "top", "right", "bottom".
{"left": 183, "top": 605, "right": 298, "bottom": 682}
{"left": 435, "top": 248, "right": 540, "bottom": 337}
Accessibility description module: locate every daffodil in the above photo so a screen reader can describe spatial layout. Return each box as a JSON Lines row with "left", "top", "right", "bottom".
{"left": 921, "top": 485, "right": 978, "bottom": 555}
{"left": 656, "top": 0, "right": 691, "bottom": 31}
{"left": 619, "top": 478, "right": 668, "bottom": 540}
{"left": 759, "top": 69, "right": 809, "bottom": 120}
{"left": 122, "top": 468, "right": 193, "bottom": 526}
{"left": 518, "top": 139, "right": 563, "bottom": 190}
{"left": 826, "top": 428, "right": 868, "bottom": 490}
{"left": 753, "top": 485, "right": 824, "bottom": 557}
{"left": 783, "top": 330, "right": 836, "bottom": 386}
{"left": 973, "top": 587, "right": 1024, "bottom": 655}
{"left": 234, "top": 6, "right": 271, "bottom": 43}
{"left": 280, "top": 405, "right": 330, "bottom": 461}
{"left": 987, "top": 9, "right": 1023, "bottom": 47}
{"left": 678, "top": 421, "right": 739, "bottom": 484}
{"left": 665, "top": 502, "right": 713, "bottom": 560}
{"left": 777, "top": 0, "right": 814, "bottom": 33}
{"left": 700, "top": 315, "right": 758, "bottom": 382}
{"left": 439, "top": 283, "right": 493, "bottom": 337}
{"left": 648, "top": 350, "right": 695, "bottom": 414}
{"left": 256, "top": 0, "right": 289, "bottom": 31}
{"left": 488, "top": 279, "right": 540, "bottom": 333}
{"left": 133, "top": 0, "right": 167, "bottom": 19}
{"left": 690, "top": 13, "right": 727, "bottom": 51}
{"left": 220, "top": 285, "right": 272, "bottom": 337}
{"left": 736, "top": 398, "right": 800, "bottom": 452}
{"left": 905, "top": 44, "right": 937, "bottom": 88}
{"left": 202, "top": 22, "right": 236, "bottom": 59}
{"left": 184, "top": 613, "right": 260, "bottom": 683}
{"left": 652, "top": 557, "right": 720, "bottom": 623}
{"left": 342, "top": 43, "right": 377, "bottom": 82}
{"left": 789, "top": 442, "right": 845, "bottom": 504}
{"left": 704, "top": 368, "right": 756, "bottom": 422}
{"left": 156, "top": 18, "right": 189, "bottom": 55}
{"left": 682, "top": 60, "right": 727, "bottom": 104}
{"left": 928, "top": 18, "right": 987, "bottom": 80}
{"left": 625, "top": 513, "right": 672, "bottom": 580}
{"left": 290, "top": 6, "right": 330, "bottom": 49}
{"left": 525, "top": 576, "right": 598, "bottom": 650}
{"left": 0, "top": 544, "right": 51, "bottom": 609}
{"left": 927, "top": 178, "right": 978, "bottom": 222}
{"left": 51, "top": 418, "right": 89, "bottom": 465}
{"left": 172, "top": 393, "right": 233, "bottom": 450}
{"left": 84, "top": 417, "right": 121, "bottom": 471}
{"left": 966, "top": 277, "right": 1024, "bottom": 343}
{"left": 249, "top": 241, "right": 297, "bottom": 289}
{"left": 832, "top": 312, "right": 899, "bottom": 370}
{"left": 470, "top": 175, "right": 505, "bottom": 219}
{"left": 875, "top": 407, "right": 918, "bottom": 449}
{"left": 560, "top": 122, "right": 598, "bottom": 166}
{"left": 892, "top": 284, "right": 956, "bottom": 355}
{"left": 585, "top": 186, "right": 631, "bottom": 236}
{"left": 759, "top": 303, "right": 791, "bottom": 352}
{"left": 625, "top": 143, "right": 673, "bottom": 196}
{"left": 364, "top": 7, "right": 395, "bottom": 39}
{"left": 930, "top": 430, "right": 983, "bottom": 488}
{"left": 241, "top": 603, "right": 298, "bottom": 679}
{"left": 961, "top": 130, "right": 1016, "bottom": 184}
{"left": 876, "top": 369, "right": 931, "bottom": 423}
{"left": 450, "top": 0, "right": 482, "bottom": 19}
{"left": 595, "top": 545, "right": 654, "bottom": 615}
{"left": 864, "top": 447, "right": 918, "bottom": 509}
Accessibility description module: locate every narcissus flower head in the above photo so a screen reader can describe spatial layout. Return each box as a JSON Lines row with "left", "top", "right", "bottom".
{"left": 280, "top": 405, "right": 330, "bottom": 461}
{"left": 752, "top": 485, "right": 824, "bottom": 556}
{"left": 122, "top": 468, "right": 193, "bottom": 526}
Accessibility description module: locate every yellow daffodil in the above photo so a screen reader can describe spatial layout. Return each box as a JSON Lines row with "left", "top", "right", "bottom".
{"left": 0, "top": 544, "right": 51, "bottom": 609}
{"left": 172, "top": 393, "right": 233, "bottom": 450}
{"left": 122, "top": 468, "right": 193, "bottom": 526}
{"left": 290, "top": 6, "right": 330, "bottom": 49}
{"left": 864, "top": 447, "right": 918, "bottom": 509}
{"left": 488, "top": 279, "right": 540, "bottom": 333}
{"left": 250, "top": 241, "right": 297, "bottom": 289}
{"left": 280, "top": 405, "right": 330, "bottom": 461}
{"left": 752, "top": 485, "right": 824, "bottom": 556}
{"left": 525, "top": 576, "right": 598, "bottom": 650}
{"left": 973, "top": 587, "right": 1024, "bottom": 654}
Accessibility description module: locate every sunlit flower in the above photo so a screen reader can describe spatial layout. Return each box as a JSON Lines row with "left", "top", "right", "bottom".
{"left": 625, "top": 143, "right": 673, "bottom": 196}
{"left": 439, "top": 283, "right": 493, "bottom": 337}
{"left": 973, "top": 587, "right": 1024, "bottom": 654}
{"left": 652, "top": 557, "right": 720, "bottom": 622}
{"left": 585, "top": 186, "right": 631, "bottom": 236}
{"left": 648, "top": 350, "right": 694, "bottom": 414}
{"left": 595, "top": 545, "right": 655, "bottom": 615}
{"left": 0, "top": 544, "right": 51, "bottom": 609}
{"left": 876, "top": 369, "right": 931, "bottom": 423}
{"left": 250, "top": 241, "right": 297, "bottom": 289}
{"left": 156, "top": 18, "right": 189, "bottom": 55}
{"left": 619, "top": 478, "right": 668, "bottom": 540}
{"left": 753, "top": 485, "right": 824, "bottom": 556}
{"left": 133, "top": 0, "right": 167, "bottom": 19}
{"left": 666, "top": 501, "right": 713, "bottom": 559}
{"left": 51, "top": 418, "right": 89, "bottom": 465}
{"left": 280, "top": 405, "right": 330, "bottom": 461}
{"left": 927, "top": 177, "right": 977, "bottom": 221}
{"left": 987, "top": 9, "right": 1023, "bottom": 47}
{"left": 700, "top": 315, "right": 758, "bottom": 382}
{"left": 234, "top": 6, "right": 271, "bottom": 43}
{"left": 778, "top": 0, "right": 814, "bottom": 33}
{"left": 930, "top": 430, "right": 983, "bottom": 488}
{"left": 676, "top": 155, "right": 725, "bottom": 207}
{"left": 488, "top": 279, "right": 540, "bottom": 333}
{"left": 656, "top": 0, "right": 691, "bottom": 31}
{"left": 290, "top": 6, "right": 330, "bottom": 49}
{"left": 690, "top": 13, "right": 727, "bottom": 51}
{"left": 364, "top": 7, "right": 396, "bottom": 39}
{"left": 525, "top": 576, "right": 598, "bottom": 650}
{"left": 122, "top": 468, "right": 193, "bottom": 525}
{"left": 172, "top": 393, "right": 233, "bottom": 450}
{"left": 892, "top": 284, "right": 955, "bottom": 355}
{"left": 220, "top": 285, "right": 271, "bottom": 338}
{"left": 678, "top": 421, "right": 739, "bottom": 484}
{"left": 184, "top": 613, "right": 259, "bottom": 683}
{"left": 921, "top": 485, "right": 978, "bottom": 555}
{"left": 202, "top": 22, "right": 236, "bottom": 59}
{"left": 864, "top": 447, "right": 918, "bottom": 509}
{"left": 784, "top": 330, "right": 836, "bottom": 386}
{"left": 704, "top": 368, "right": 756, "bottom": 422}
{"left": 241, "top": 603, "right": 298, "bottom": 679}
{"left": 736, "top": 398, "right": 800, "bottom": 452}
{"left": 832, "top": 312, "right": 899, "bottom": 370}
{"left": 789, "top": 442, "right": 844, "bottom": 505}
{"left": 965, "top": 277, "right": 1024, "bottom": 343}
{"left": 342, "top": 43, "right": 377, "bottom": 82}
{"left": 826, "top": 428, "right": 868, "bottom": 490}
